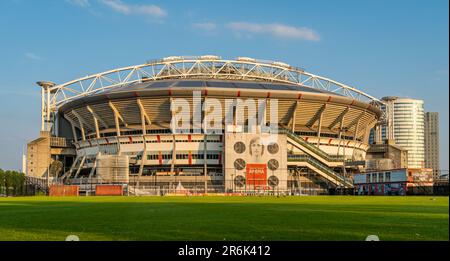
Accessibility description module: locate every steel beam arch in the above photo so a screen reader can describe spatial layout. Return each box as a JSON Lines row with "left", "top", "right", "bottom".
{"left": 39, "top": 56, "right": 385, "bottom": 131}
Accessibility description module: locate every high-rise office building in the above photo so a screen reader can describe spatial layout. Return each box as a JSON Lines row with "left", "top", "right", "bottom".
{"left": 377, "top": 97, "right": 425, "bottom": 169}
{"left": 425, "top": 112, "right": 440, "bottom": 179}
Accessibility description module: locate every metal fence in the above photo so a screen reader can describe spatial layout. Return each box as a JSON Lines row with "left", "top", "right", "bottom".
{"left": 126, "top": 180, "right": 330, "bottom": 196}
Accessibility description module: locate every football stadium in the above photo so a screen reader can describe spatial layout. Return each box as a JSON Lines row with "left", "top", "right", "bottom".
{"left": 26, "top": 55, "right": 385, "bottom": 195}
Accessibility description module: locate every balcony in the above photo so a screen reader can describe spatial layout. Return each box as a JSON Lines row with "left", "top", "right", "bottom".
{"left": 50, "top": 137, "right": 74, "bottom": 148}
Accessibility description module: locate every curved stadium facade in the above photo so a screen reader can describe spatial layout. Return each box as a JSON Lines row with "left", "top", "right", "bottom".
{"left": 26, "top": 56, "right": 383, "bottom": 194}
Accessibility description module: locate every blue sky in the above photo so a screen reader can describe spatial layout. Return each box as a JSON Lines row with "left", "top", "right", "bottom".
{"left": 0, "top": 0, "right": 448, "bottom": 171}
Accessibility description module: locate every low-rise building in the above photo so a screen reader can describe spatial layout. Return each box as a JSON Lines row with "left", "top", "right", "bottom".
{"left": 354, "top": 168, "right": 433, "bottom": 195}
{"left": 365, "top": 139, "right": 408, "bottom": 171}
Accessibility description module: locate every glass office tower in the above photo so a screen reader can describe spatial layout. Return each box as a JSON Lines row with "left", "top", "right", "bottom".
{"left": 380, "top": 97, "right": 425, "bottom": 169}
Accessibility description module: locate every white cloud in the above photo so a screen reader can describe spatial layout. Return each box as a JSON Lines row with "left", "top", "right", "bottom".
{"left": 192, "top": 22, "right": 217, "bottom": 31}
{"left": 435, "top": 69, "right": 449, "bottom": 76}
{"left": 66, "top": 0, "right": 102, "bottom": 17}
{"left": 433, "top": 69, "right": 449, "bottom": 81}
{"left": 65, "top": 0, "right": 90, "bottom": 7}
{"left": 135, "top": 5, "right": 166, "bottom": 17}
{"left": 100, "top": 0, "right": 167, "bottom": 18}
{"left": 25, "top": 52, "right": 44, "bottom": 61}
{"left": 100, "top": 0, "right": 129, "bottom": 14}
{"left": 226, "top": 22, "right": 320, "bottom": 41}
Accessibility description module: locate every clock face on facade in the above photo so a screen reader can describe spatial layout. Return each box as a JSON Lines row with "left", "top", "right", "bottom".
{"left": 267, "top": 142, "right": 279, "bottom": 154}
{"left": 234, "top": 175, "right": 246, "bottom": 187}
{"left": 267, "top": 159, "right": 279, "bottom": 171}
{"left": 234, "top": 141, "right": 246, "bottom": 154}
{"left": 234, "top": 158, "right": 246, "bottom": 170}
{"left": 268, "top": 175, "right": 279, "bottom": 187}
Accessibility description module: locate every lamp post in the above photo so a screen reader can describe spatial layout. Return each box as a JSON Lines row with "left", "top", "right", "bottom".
{"left": 231, "top": 173, "right": 234, "bottom": 193}
{"left": 298, "top": 167, "right": 302, "bottom": 195}
{"left": 37, "top": 81, "right": 56, "bottom": 194}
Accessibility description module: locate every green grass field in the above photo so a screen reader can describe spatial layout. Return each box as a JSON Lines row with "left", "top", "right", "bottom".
{"left": 0, "top": 196, "right": 448, "bottom": 241}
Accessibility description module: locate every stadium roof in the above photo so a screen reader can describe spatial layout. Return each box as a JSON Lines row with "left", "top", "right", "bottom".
{"left": 99, "top": 79, "right": 341, "bottom": 96}
{"left": 39, "top": 56, "right": 386, "bottom": 131}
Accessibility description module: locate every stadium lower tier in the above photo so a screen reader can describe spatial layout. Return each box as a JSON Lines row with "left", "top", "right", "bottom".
{"left": 33, "top": 130, "right": 368, "bottom": 193}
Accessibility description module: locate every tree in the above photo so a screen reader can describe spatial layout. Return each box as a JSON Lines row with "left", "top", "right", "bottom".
{"left": 11, "top": 171, "right": 25, "bottom": 195}
{"left": 0, "top": 169, "right": 26, "bottom": 196}
{"left": 17, "top": 171, "right": 25, "bottom": 195}
{"left": 0, "top": 169, "right": 4, "bottom": 195}
{"left": 4, "top": 170, "right": 11, "bottom": 196}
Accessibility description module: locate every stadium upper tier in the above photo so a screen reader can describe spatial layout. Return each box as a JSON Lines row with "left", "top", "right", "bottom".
{"left": 39, "top": 56, "right": 384, "bottom": 133}
{"left": 59, "top": 78, "right": 381, "bottom": 144}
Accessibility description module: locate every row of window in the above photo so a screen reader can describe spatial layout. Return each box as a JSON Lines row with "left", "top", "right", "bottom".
{"left": 87, "top": 128, "right": 228, "bottom": 140}
{"left": 365, "top": 172, "right": 391, "bottom": 183}
{"left": 140, "top": 154, "right": 220, "bottom": 160}
{"left": 119, "top": 141, "right": 144, "bottom": 144}
{"left": 296, "top": 131, "right": 356, "bottom": 140}
{"left": 86, "top": 130, "right": 360, "bottom": 142}
{"left": 119, "top": 139, "right": 222, "bottom": 144}
{"left": 79, "top": 138, "right": 222, "bottom": 148}
{"left": 87, "top": 129, "right": 173, "bottom": 139}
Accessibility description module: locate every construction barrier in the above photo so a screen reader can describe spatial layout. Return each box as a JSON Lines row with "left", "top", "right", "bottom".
{"left": 49, "top": 185, "right": 79, "bottom": 196}
{"left": 95, "top": 185, "right": 123, "bottom": 196}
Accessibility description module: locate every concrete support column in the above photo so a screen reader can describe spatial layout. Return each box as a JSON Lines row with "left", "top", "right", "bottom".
{"left": 202, "top": 98, "right": 208, "bottom": 193}
{"left": 109, "top": 101, "right": 126, "bottom": 137}
{"left": 291, "top": 101, "right": 298, "bottom": 132}
{"left": 317, "top": 111, "right": 324, "bottom": 148}
{"left": 256, "top": 99, "right": 267, "bottom": 134}
{"left": 136, "top": 98, "right": 151, "bottom": 186}
{"left": 169, "top": 98, "right": 176, "bottom": 176}
{"left": 337, "top": 114, "right": 346, "bottom": 156}
{"left": 72, "top": 111, "right": 86, "bottom": 141}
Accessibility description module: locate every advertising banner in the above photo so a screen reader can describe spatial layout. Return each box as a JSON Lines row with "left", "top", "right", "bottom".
{"left": 224, "top": 132, "right": 287, "bottom": 191}
{"left": 246, "top": 163, "right": 267, "bottom": 187}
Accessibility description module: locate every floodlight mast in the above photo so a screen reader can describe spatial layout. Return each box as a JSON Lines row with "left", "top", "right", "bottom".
{"left": 37, "top": 81, "right": 56, "bottom": 132}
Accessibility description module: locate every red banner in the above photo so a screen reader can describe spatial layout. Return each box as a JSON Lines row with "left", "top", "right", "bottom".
{"left": 49, "top": 185, "right": 79, "bottom": 196}
{"left": 95, "top": 185, "right": 123, "bottom": 196}
{"left": 246, "top": 163, "right": 267, "bottom": 186}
